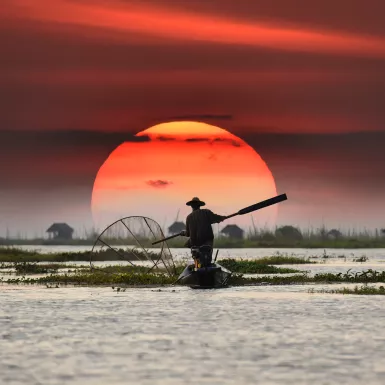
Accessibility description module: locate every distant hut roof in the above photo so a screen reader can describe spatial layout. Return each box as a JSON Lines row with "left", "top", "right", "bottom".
{"left": 221, "top": 224, "right": 243, "bottom": 233}
{"left": 168, "top": 221, "right": 186, "bottom": 233}
{"left": 46, "top": 223, "right": 74, "bottom": 233}
{"left": 327, "top": 229, "right": 342, "bottom": 237}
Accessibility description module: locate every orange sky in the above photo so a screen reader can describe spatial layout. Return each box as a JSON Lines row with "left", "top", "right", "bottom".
{"left": 1, "top": 0, "right": 385, "bottom": 236}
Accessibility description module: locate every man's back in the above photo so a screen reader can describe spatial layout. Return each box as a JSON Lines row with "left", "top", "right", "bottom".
{"left": 185, "top": 209, "right": 225, "bottom": 246}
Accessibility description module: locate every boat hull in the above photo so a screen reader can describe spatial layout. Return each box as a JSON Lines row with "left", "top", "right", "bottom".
{"left": 177, "top": 263, "right": 232, "bottom": 288}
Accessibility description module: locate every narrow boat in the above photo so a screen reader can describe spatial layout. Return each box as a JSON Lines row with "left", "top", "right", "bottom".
{"left": 177, "top": 262, "right": 232, "bottom": 289}
{"left": 176, "top": 245, "right": 232, "bottom": 289}
{"left": 150, "top": 193, "right": 287, "bottom": 289}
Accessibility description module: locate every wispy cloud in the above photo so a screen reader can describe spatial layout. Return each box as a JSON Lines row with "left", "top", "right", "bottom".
{"left": 167, "top": 114, "right": 233, "bottom": 121}
{"left": 155, "top": 136, "right": 176, "bottom": 141}
{"left": 146, "top": 180, "right": 173, "bottom": 188}
{"left": 185, "top": 138, "right": 209, "bottom": 142}
{"left": 213, "top": 138, "right": 243, "bottom": 147}
{"left": 184, "top": 137, "right": 243, "bottom": 147}
{"left": 3, "top": 1, "right": 385, "bottom": 58}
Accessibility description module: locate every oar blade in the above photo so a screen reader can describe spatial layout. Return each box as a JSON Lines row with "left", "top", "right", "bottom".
{"left": 238, "top": 194, "right": 287, "bottom": 215}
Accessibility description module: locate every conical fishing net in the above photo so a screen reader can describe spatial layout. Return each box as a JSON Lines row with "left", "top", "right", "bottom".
{"left": 90, "top": 216, "right": 176, "bottom": 276}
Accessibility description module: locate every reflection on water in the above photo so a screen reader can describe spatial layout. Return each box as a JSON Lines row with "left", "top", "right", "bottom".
{"left": 1, "top": 284, "right": 385, "bottom": 385}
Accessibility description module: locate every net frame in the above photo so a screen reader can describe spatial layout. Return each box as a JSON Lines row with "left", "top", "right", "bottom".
{"left": 90, "top": 216, "right": 176, "bottom": 276}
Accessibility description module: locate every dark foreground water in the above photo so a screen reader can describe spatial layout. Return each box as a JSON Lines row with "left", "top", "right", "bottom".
{"left": 2, "top": 284, "right": 385, "bottom": 385}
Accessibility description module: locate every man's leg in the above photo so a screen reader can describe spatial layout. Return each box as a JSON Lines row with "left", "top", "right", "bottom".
{"left": 209, "top": 241, "right": 214, "bottom": 264}
{"left": 203, "top": 240, "right": 214, "bottom": 265}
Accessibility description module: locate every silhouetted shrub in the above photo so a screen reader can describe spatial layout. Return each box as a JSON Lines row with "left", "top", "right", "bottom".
{"left": 275, "top": 225, "right": 303, "bottom": 241}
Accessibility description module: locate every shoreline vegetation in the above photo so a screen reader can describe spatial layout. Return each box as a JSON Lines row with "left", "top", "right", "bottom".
{"left": 2, "top": 225, "right": 385, "bottom": 248}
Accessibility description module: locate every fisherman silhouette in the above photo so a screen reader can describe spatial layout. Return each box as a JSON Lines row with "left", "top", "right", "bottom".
{"left": 180, "top": 197, "right": 226, "bottom": 249}
{"left": 150, "top": 194, "right": 287, "bottom": 284}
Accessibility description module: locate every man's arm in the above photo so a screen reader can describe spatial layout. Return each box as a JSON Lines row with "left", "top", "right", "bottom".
{"left": 207, "top": 210, "right": 227, "bottom": 224}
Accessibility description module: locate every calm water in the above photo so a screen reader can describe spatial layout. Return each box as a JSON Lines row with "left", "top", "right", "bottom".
{"left": 2, "top": 284, "right": 385, "bottom": 385}
{"left": 2, "top": 246, "right": 385, "bottom": 384}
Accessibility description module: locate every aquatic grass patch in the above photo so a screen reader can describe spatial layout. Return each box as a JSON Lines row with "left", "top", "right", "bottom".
{"left": 353, "top": 256, "right": 368, "bottom": 263}
{"left": 0, "top": 247, "right": 40, "bottom": 257}
{"left": 1, "top": 270, "right": 176, "bottom": 286}
{"left": 228, "top": 274, "right": 309, "bottom": 286}
{"left": 13, "top": 262, "right": 61, "bottom": 275}
{"left": 0, "top": 262, "right": 12, "bottom": 269}
{"left": 228, "top": 269, "right": 385, "bottom": 286}
{"left": 250, "top": 255, "right": 314, "bottom": 265}
{"left": 309, "top": 285, "right": 385, "bottom": 295}
{"left": 4, "top": 264, "right": 385, "bottom": 287}
{"left": 12, "top": 262, "right": 89, "bottom": 275}
{"left": 0, "top": 247, "right": 44, "bottom": 262}
{"left": 218, "top": 258, "right": 304, "bottom": 274}
{"left": 1, "top": 270, "right": 283, "bottom": 287}
{"left": 93, "top": 260, "right": 186, "bottom": 275}
{"left": 0, "top": 247, "right": 158, "bottom": 262}
{"left": 314, "top": 269, "right": 385, "bottom": 283}
{"left": 96, "top": 265, "right": 152, "bottom": 274}
{"left": 4, "top": 269, "right": 385, "bottom": 287}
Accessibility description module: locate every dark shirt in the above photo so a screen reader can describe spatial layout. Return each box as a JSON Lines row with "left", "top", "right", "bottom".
{"left": 185, "top": 209, "right": 226, "bottom": 246}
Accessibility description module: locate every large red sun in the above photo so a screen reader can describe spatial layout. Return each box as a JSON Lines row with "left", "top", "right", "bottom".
{"left": 91, "top": 122, "right": 277, "bottom": 231}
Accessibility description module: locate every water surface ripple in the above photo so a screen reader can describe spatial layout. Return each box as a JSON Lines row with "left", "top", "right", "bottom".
{"left": 1, "top": 285, "right": 385, "bottom": 385}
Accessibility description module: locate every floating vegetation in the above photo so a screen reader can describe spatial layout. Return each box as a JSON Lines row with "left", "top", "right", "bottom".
{"left": 13, "top": 262, "right": 61, "bottom": 275}
{"left": 224, "top": 269, "right": 385, "bottom": 286}
{"left": 1, "top": 247, "right": 385, "bottom": 288}
{"left": 218, "top": 258, "right": 304, "bottom": 274}
{"left": 353, "top": 256, "right": 368, "bottom": 263}
{"left": 0, "top": 247, "right": 156, "bottom": 262}
{"left": 249, "top": 255, "right": 314, "bottom": 265}
{"left": 309, "top": 285, "right": 385, "bottom": 295}
{"left": 0, "top": 261, "right": 89, "bottom": 275}
{"left": 0, "top": 270, "right": 176, "bottom": 286}
{"left": 3, "top": 268, "right": 385, "bottom": 287}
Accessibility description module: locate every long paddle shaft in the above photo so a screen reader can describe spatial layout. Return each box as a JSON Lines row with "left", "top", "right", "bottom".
{"left": 151, "top": 193, "right": 287, "bottom": 245}
{"left": 152, "top": 232, "right": 183, "bottom": 245}
{"left": 223, "top": 193, "right": 287, "bottom": 220}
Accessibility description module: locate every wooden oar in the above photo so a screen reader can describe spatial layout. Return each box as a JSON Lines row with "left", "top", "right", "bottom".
{"left": 222, "top": 193, "right": 287, "bottom": 220}
{"left": 152, "top": 232, "right": 184, "bottom": 245}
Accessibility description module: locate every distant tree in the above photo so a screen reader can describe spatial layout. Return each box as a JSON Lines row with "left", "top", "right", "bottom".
{"left": 327, "top": 229, "right": 343, "bottom": 239}
{"left": 381, "top": 228, "right": 385, "bottom": 236}
{"left": 318, "top": 225, "right": 328, "bottom": 240}
{"left": 260, "top": 232, "right": 276, "bottom": 242}
{"left": 275, "top": 225, "right": 303, "bottom": 241}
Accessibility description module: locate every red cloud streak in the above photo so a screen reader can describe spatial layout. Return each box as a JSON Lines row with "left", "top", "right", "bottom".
{"left": 3, "top": 0, "right": 385, "bottom": 58}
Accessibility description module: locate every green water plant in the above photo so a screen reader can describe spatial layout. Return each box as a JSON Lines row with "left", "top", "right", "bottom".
{"left": 0, "top": 247, "right": 157, "bottom": 262}
{"left": 309, "top": 285, "right": 385, "bottom": 295}
{"left": 218, "top": 258, "right": 303, "bottom": 274}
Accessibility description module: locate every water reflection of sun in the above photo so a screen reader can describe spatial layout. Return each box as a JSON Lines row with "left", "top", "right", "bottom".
{"left": 92, "top": 121, "right": 277, "bottom": 230}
